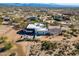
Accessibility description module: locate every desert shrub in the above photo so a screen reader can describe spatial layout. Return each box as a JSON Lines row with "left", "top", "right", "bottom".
{"left": 9, "top": 53, "right": 16, "bottom": 56}
{"left": 41, "top": 41, "right": 57, "bottom": 50}
{"left": 0, "top": 36, "right": 7, "bottom": 44}
{"left": 71, "top": 28, "right": 77, "bottom": 32}
{"left": 69, "top": 24, "right": 75, "bottom": 28}
{"left": 45, "top": 51, "right": 53, "bottom": 55}
{"left": 63, "top": 33, "right": 69, "bottom": 37}
{"left": 70, "top": 32, "right": 78, "bottom": 37}
{"left": 0, "top": 37, "right": 5, "bottom": 44}
{"left": 75, "top": 43, "right": 79, "bottom": 50}
{"left": 67, "top": 35, "right": 72, "bottom": 39}
{"left": 57, "top": 50, "right": 64, "bottom": 56}
{"left": 0, "top": 43, "right": 12, "bottom": 52}
{"left": 63, "top": 38, "right": 67, "bottom": 40}
{"left": 4, "top": 43, "right": 12, "bottom": 50}
{"left": 72, "top": 34, "right": 78, "bottom": 37}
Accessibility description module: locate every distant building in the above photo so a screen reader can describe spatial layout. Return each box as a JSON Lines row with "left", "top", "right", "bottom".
{"left": 53, "top": 15, "right": 70, "bottom": 21}
{"left": 2, "top": 16, "right": 11, "bottom": 25}
{"left": 26, "top": 16, "right": 38, "bottom": 21}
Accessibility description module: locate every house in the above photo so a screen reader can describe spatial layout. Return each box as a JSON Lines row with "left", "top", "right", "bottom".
{"left": 53, "top": 15, "right": 70, "bottom": 21}
{"left": 53, "top": 15, "right": 63, "bottom": 21}
{"left": 17, "top": 23, "right": 49, "bottom": 39}
{"left": 27, "top": 23, "right": 49, "bottom": 36}
{"left": 26, "top": 16, "right": 38, "bottom": 21}
{"left": 2, "top": 16, "right": 11, "bottom": 25}
{"left": 17, "top": 23, "right": 62, "bottom": 39}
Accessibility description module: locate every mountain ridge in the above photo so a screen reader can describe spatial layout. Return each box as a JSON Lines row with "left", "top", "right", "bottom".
{"left": 0, "top": 3, "right": 79, "bottom": 8}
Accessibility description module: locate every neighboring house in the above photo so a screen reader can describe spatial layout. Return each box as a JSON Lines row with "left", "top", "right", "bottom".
{"left": 53, "top": 15, "right": 70, "bottom": 21}
{"left": 53, "top": 15, "right": 63, "bottom": 21}
{"left": 26, "top": 16, "right": 38, "bottom": 21}
{"left": 2, "top": 16, "right": 11, "bottom": 25}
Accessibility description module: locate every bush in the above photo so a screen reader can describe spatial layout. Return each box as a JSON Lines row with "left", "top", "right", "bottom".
{"left": 73, "top": 34, "right": 78, "bottom": 37}
{"left": 4, "top": 43, "right": 12, "bottom": 50}
{"left": 71, "top": 32, "right": 78, "bottom": 37}
{"left": 46, "top": 51, "right": 53, "bottom": 55}
{"left": 69, "top": 24, "right": 75, "bottom": 28}
{"left": 63, "top": 34, "right": 69, "bottom": 37}
{"left": 9, "top": 53, "right": 16, "bottom": 56}
{"left": 75, "top": 43, "right": 79, "bottom": 50}
{"left": 41, "top": 41, "right": 57, "bottom": 50}
{"left": 0, "top": 43, "right": 12, "bottom": 52}
{"left": 71, "top": 28, "right": 77, "bottom": 32}
{"left": 0, "top": 37, "right": 6, "bottom": 44}
{"left": 0, "top": 37, "right": 4, "bottom": 43}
